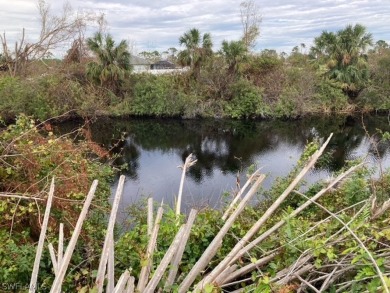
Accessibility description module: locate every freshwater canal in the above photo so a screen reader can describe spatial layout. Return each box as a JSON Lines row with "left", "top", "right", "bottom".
{"left": 57, "top": 115, "right": 390, "bottom": 220}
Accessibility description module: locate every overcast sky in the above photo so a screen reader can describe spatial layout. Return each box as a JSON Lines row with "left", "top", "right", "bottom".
{"left": 0, "top": 0, "right": 389, "bottom": 57}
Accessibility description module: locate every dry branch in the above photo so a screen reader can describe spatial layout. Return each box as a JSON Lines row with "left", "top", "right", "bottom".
{"left": 147, "top": 197, "right": 154, "bottom": 236}
{"left": 221, "top": 252, "right": 279, "bottom": 286}
{"left": 144, "top": 226, "right": 186, "bottom": 293}
{"left": 113, "top": 270, "right": 130, "bottom": 293}
{"left": 48, "top": 243, "right": 58, "bottom": 276}
{"left": 107, "top": 234, "right": 115, "bottom": 293}
{"left": 222, "top": 170, "right": 262, "bottom": 220}
{"left": 29, "top": 177, "right": 55, "bottom": 293}
{"left": 125, "top": 276, "right": 135, "bottom": 293}
{"left": 137, "top": 203, "right": 164, "bottom": 292}
{"left": 58, "top": 223, "right": 64, "bottom": 272}
{"left": 96, "top": 175, "right": 125, "bottom": 293}
{"left": 178, "top": 173, "right": 266, "bottom": 293}
{"left": 196, "top": 134, "right": 333, "bottom": 290}
{"left": 296, "top": 191, "right": 390, "bottom": 293}
{"left": 165, "top": 209, "right": 198, "bottom": 290}
{"left": 176, "top": 153, "right": 197, "bottom": 216}
{"left": 50, "top": 180, "right": 98, "bottom": 293}
{"left": 229, "top": 163, "right": 362, "bottom": 267}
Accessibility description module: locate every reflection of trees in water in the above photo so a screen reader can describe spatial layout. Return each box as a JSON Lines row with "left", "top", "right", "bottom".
{"left": 113, "top": 137, "right": 140, "bottom": 179}
{"left": 55, "top": 115, "right": 390, "bottom": 181}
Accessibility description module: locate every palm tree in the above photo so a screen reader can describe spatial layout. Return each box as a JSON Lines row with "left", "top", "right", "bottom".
{"left": 310, "top": 24, "right": 373, "bottom": 96}
{"left": 86, "top": 32, "right": 132, "bottom": 92}
{"left": 178, "top": 28, "right": 213, "bottom": 78}
{"left": 220, "top": 40, "right": 247, "bottom": 77}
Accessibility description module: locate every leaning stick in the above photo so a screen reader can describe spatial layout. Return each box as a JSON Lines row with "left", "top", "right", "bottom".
{"left": 96, "top": 175, "right": 125, "bottom": 293}
{"left": 125, "top": 276, "right": 135, "bottom": 293}
{"left": 147, "top": 197, "right": 153, "bottom": 236}
{"left": 164, "top": 209, "right": 198, "bottom": 290}
{"left": 29, "top": 177, "right": 55, "bottom": 293}
{"left": 176, "top": 153, "right": 197, "bottom": 216}
{"left": 144, "top": 226, "right": 186, "bottom": 293}
{"left": 137, "top": 203, "right": 164, "bottom": 292}
{"left": 107, "top": 234, "right": 115, "bottom": 293}
{"left": 214, "top": 264, "right": 238, "bottom": 285}
{"left": 221, "top": 252, "right": 279, "bottom": 286}
{"left": 57, "top": 223, "right": 64, "bottom": 271}
{"left": 222, "top": 170, "right": 261, "bottom": 220}
{"left": 48, "top": 243, "right": 58, "bottom": 276}
{"left": 228, "top": 163, "right": 362, "bottom": 268}
{"left": 196, "top": 134, "right": 333, "bottom": 290}
{"left": 113, "top": 270, "right": 130, "bottom": 293}
{"left": 50, "top": 180, "right": 98, "bottom": 293}
{"left": 178, "top": 173, "right": 266, "bottom": 293}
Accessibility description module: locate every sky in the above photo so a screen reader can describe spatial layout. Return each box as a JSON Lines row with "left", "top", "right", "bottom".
{"left": 0, "top": 0, "right": 389, "bottom": 57}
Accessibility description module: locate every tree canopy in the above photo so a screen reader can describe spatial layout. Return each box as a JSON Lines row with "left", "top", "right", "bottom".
{"left": 86, "top": 32, "right": 132, "bottom": 92}
{"left": 178, "top": 28, "right": 213, "bottom": 79}
{"left": 310, "top": 24, "right": 373, "bottom": 96}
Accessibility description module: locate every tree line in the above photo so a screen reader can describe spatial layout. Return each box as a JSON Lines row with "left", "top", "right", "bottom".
{"left": 0, "top": 0, "right": 389, "bottom": 120}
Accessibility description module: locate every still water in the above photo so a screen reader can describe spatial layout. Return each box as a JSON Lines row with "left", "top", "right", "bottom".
{"left": 58, "top": 115, "right": 390, "bottom": 216}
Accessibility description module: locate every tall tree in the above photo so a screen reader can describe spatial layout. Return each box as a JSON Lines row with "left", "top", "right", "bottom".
{"left": 240, "top": 0, "right": 262, "bottom": 50}
{"left": 220, "top": 40, "right": 247, "bottom": 77}
{"left": 374, "top": 40, "right": 389, "bottom": 55}
{"left": 86, "top": 32, "right": 132, "bottom": 93}
{"left": 178, "top": 28, "right": 213, "bottom": 78}
{"left": 310, "top": 24, "right": 373, "bottom": 97}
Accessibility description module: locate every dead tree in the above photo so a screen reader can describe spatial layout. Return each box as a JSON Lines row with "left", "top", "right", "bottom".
{"left": 240, "top": 0, "right": 262, "bottom": 51}
{"left": 0, "top": 0, "right": 99, "bottom": 76}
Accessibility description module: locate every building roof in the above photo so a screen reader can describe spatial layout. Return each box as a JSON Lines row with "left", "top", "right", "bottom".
{"left": 152, "top": 60, "right": 175, "bottom": 67}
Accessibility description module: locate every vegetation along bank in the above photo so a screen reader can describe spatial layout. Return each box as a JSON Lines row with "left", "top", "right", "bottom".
{"left": 1, "top": 19, "right": 390, "bottom": 121}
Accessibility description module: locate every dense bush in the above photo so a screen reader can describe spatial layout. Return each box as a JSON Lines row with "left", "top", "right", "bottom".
{"left": 224, "top": 78, "right": 267, "bottom": 119}
{"left": 128, "top": 74, "right": 189, "bottom": 117}
{"left": 0, "top": 115, "right": 113, "bottom": 290}
{"left": 313, "top": 79, "right": 350, "bottom": 113}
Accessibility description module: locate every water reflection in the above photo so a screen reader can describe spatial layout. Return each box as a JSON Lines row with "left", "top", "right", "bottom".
{"left": 56, "top": 115, "right": 390, "bottom": 211}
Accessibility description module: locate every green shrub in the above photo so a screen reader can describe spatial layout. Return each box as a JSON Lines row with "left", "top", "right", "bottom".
{"left": 225, "top": 79, "right": 266, "bottom": 118}
{"left": 129, "top": 74, "right": 188, "bottom": 117}
{"left": 314, "top": 79, "right": 349, "bottom": 112}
